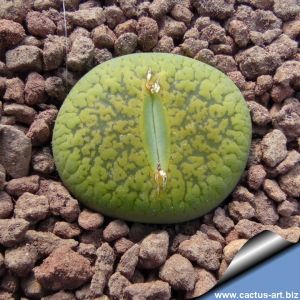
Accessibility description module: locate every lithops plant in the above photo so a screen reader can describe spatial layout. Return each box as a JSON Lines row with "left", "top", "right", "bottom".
{"left": 52, "top": 53, "right": 251, "bottom": 223}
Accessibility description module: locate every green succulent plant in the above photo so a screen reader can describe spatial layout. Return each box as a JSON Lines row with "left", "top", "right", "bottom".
{"left": 52, "top": 53, "right": 251, "bottom": 223}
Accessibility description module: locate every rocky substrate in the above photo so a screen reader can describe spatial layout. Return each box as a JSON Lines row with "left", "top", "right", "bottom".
{"left": 0, "top": 0, "right": 300, "bottom": 299}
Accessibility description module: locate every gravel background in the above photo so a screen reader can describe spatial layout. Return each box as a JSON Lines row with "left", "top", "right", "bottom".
{"left": 0, "top": 0, "right": 300, "bottom": 299}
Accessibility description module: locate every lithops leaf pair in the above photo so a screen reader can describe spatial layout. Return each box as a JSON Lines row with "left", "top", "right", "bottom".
{"left": 52, "top": 53, "right": 251, "bottom": 223}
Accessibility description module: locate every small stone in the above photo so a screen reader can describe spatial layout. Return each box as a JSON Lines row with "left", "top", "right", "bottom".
{"left": 27, "top": 119, "right": 51, "bottom": 146}
{"left": 277, "top": 199, "right": 299, "bottom": 217}
{"left": 114, "top": 238, "right": 135, "bottom": 256}
{"left": 273, "top": 0, "right": 300, "bottom": 21}
{"left": 0, "top": 19, "right": 25, "bottom": 48}
{"left": 184, "top": 27, "right": 200, "bottom": 40}
{"left": 235, "top": 219, "right": 264, "bottom": 238}
{"left": 67, "top": 36, "right": 94, "bottom": 72}
{"left": 247, "top": 101, "right": 271, "bottom": 126}
{"left": 273, "top": 60, "right": 300, "bottom": 88}
{"left": 33, "top": 0, "right": 60, "bottom": 11}
{"left": 180, "top": 39, "right": 208, "bottom": 58}
{"left": 0, "top": 192, "right": 13, "bottom": 219}
{"left": 24, "top": 73, "right": 45, "bottom": 106}
{"left": 26, "top": 11, "right": 56, "bottom": 38}
{"left": 68, "top": 8, "right": 105, "bottom": 29}
{"left": 32, "top": 147, "right": 55, "bottom": 174}
{"left": 90, "top": 243, "right": 116, "bottom": 297}
{"left": 139, "top": 230, "right": 169, "bottom": 269}
{"left": 263, "top": 179, "right": 287, "bottom": 202}
{"left": 170, "top": 4, "right": 193, "bottom": 24}
{"left": 15, "top": 192, "right": 48, "bottom": 224}
{"left": 199, "top": 225, "right": 225, "bottom": 245}
{"left": 103, "top": 220, "right": 129, "bottom": 242}
{"left": 283, "top": 20, "right": 300, "bottom": 39}
{"left": 267, "top": 34, "right": 297, "bottom": 60}
{"left": 276, "top": 150, "right": 300, "bottom": 175}
{"left": 3, "top": 103, "right": 37, "bottom": 125}
{"left": 148, "top": 0, "right": 170, "bottom": 19}
{"left": 214, "top": 55, "right": 237, "bottom": 73}
{"left": 5, "top": 175, "right": 39, "bottom": 197}
{"left": 186, "top": 268, "right": 217, "bottom": 299}
{"left": 192, "top": 0, "right": 234, "bottom": 20}
{"left": 92, "top": 25, "right": 116, "bottom": 49}
{"left": 53, "top": 221, "right": 81, "bottom": 239}
{"left": 137, "top": 17, "right": 158, "bottom": 51}
{"left": 104, "top": 5, "right": 126, "bottom": 29}
{"left": 24, "top": 230, "right": 78, "bottom": 258}
{"left": 272, "top": 101, "right": 300, "bottom": 139}
{"left": 38, "top": 180, "right": 80, "bottom": 222}
{"left": 213, "top": 208, "right": 234, "bottom": 234}
{"left": 0, "top": 0, "right": 31, "bottom": 23}
{"left": 108, "top": 272, "right": 131, "bottom": 299}
{"left": 228, "top": 201, "right": 255, "bottom": 221}
{"left": 6, "top": 45, "right": 42, "bottom": 72}
{"left": 124, "top": 281, "right": 171, "bottom": 300}
{"left": 153, "top": 36, "right": 174, "bottom": 53}
{"left": 247, "top": 164, "right": 266, "bottom": 190}
{"left": 201, "top": 24, "right": 226, "bottom": 44}
{"left": 261, "top": 129, "right": 287, "bottom": 167}
{"left": 255, "top": 75, "right": 273, "bottom": 96}
{"left": 279, "top": 164, "right": 300, "bottom": 197}
{"left": 4, "top": 77, "right": 24, "bottom": 104}
{"left": 114, "top": 20, "right": 137, "bottom": 37}
{"left": 160, "top": 17, "right": 187, "bottom": 40}
{"left": 0, "top": 125, "right": 32, "bottom": 178}
{"left": 114, "top": 33, "right": 138, "bottom": 55}
{"left": 253, "top": 191, "right": 279, "bottom": 225}
{"left": 228, "top": 20, "right": 249, "bottom": 48}
{"left": 5, "top": 245, "right": 38, "bottom": 277}
{"left": 178, "top": 234, "right": 222, "bottom": 271}
{"left": 271, "top": 84, "right": 294, "bottom": 103}
{"left": 223, "top": 239, "right": 248, "bottom": 263}
{"left": 117, "top": 244, "right": 140, "bottom": 279}
{"left": 43, "top": 36, "right": 66, "bottom": 71}
{"left": 34, "top": 246, "right": 92, "bottom": 291}
{"left": 119, "top": 0, "right": 137, "bottom": 18}
{"left": 0, "top": 218, "right": 29, "bottom": 247}
{"left": 45, "top": 77, "right": 66, "bottom": 102}
{"left": 78, "top": 209, "right": 104, "bottom": 231}
{"left": 94, "top": 48, "right": 112, "bottom": 65}
{"left": 21, "top": 274, "right": 44, "bottom": 299}
{"left": 159, "top": 254, "right": 195, "bottom": 291}
{"left": 236, "top": 46, "right": 281, "bottom": 80}
{"left": 41, "top": 290, "right": 76, "bottom": 300}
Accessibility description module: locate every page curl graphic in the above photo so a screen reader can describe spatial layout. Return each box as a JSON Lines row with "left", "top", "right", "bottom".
{"left": 195, "top": 231, "right": 297, "bottom": 299}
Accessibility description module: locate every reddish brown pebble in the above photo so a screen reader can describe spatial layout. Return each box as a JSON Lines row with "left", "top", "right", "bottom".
{"left": 117, "top": 244, "right": 140, "bottom": 279}
{"left": 186, "top": 268, "right": 217, "bottom": 299}
{"left": 159, "top": 254, "right": 195, "bottom": 291}
{"left": 78, "top": 209, "right": 104, "bottom": 231}
{"left": 53, "top": 222, "right": 81, "bottom": 239}
{"left": 247, "top": 164, "right": 267, "bottom": 190}
{"left": 34, "top": 246, "right": 92, "bottom": 290}
{"left": 139, "top": 230, "right": 169, "bottom": 269}
{"left": 103, "top": 219, "right": 129, "bottom": 242}
{"left": 124, "top": 281, "right": 171, "bottom": 300}
{"left": 178, "top": 234, "right": 222, "bottom": 271}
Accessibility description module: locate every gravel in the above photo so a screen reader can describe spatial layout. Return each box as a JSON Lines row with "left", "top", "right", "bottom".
{"left": 0, "top": 0, "right": 300, "bottom": 298}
